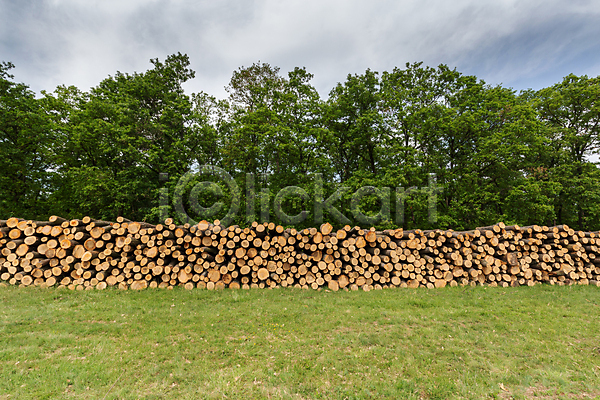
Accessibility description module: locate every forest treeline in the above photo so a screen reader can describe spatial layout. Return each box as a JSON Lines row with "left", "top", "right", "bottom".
{"left": 1, "top": 53, "right": 600, "bottom": 230}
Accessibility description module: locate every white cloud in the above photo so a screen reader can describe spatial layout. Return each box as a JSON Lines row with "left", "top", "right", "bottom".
{"left": 1, "top": 0, "right": 599, "bottom": 98}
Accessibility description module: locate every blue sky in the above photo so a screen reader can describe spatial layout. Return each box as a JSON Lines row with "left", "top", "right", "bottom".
{"left": 1, "top": 0, "right": 599, "bottom": 98}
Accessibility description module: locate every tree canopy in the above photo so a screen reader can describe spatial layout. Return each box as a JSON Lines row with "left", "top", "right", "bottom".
{"left": 1, "top": 55, "right": 599, "bottom": 230}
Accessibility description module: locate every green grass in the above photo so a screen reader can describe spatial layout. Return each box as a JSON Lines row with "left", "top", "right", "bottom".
{"left": 0, "top": 285, "right": 599, "bottom": 400}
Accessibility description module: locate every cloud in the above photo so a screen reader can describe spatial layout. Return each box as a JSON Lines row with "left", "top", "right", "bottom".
{"left": 447, "top": 1, "right": 600, "bottom": 89}
{"left": 1, "top": 0, "right": 599, "bottom": 99}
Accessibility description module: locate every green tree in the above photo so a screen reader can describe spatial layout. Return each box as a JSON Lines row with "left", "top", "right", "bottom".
{"left": 377, "top": 63, "right": 550, "bottom": 229}
{"left": 0, "top": 61, "right": 53, "bottom": 219}
{"left": 220, "top": 62, "right": 285, "bottom": 177}
{"left": 534, "top": 74, "right": 600, "bottom": 229}
{"left": 325, "top": 69, "right": 383, "bottom": 182}
{"left": 217, "top": 63, "right": 327, "bottom": 226}
{"left": 44, "top": 53, "right": 212, "bottom": 221}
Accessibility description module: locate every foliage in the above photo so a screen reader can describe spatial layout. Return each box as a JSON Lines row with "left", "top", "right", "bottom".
{"left": 41, "top": 53, "right": 211, "bottom": 221}
{"left": 0, "top": 62, "right": 53, "bottom": 219}
{"left": 1, "top": 56, "right": 600, "bottom": 229}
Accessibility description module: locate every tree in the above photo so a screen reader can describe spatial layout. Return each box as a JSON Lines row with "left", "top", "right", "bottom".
{"left": 3, "top": 56, "right": 600, "bottom": 230}
{"left": 325, "top": 69, "right": 383, "bottom": 182}
{"left": 44, "top": 53, "right": 211, "bottom": 221}
{"left": 220, "top": 62, "right": 284, "bottom": 176}
{"left": 217, "top": 63, "right": 328, "bottom": 225}
{"left": 0, "top": 61, "right": 53, "bottom": 219}
{"left": 377, "top": 63, "right": 549, "bottom": 229}
{"left": 534, "top": 74, "right": 600, "bottom": 229}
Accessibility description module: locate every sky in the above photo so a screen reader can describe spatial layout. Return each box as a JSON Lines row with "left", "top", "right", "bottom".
{"left": 2, "top": 0, "right": 600, "bottom": 99}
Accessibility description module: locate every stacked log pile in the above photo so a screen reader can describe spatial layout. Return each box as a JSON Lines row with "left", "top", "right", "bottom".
{"left": 1, "top": 217, "right": 599, "bottom": 291}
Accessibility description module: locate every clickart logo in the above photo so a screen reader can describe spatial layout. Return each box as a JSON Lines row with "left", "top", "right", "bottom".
{"left": 158, "top": 165, "right": 440, "bottom": 227}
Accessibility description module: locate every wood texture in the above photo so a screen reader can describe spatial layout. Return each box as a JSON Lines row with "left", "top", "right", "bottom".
{"left": 0, "top": 218, "right": 599, "bottom": 290}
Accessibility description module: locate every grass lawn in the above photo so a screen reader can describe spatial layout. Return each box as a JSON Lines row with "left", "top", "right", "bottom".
{"left": 0, "top": 284, "right": 599, "bottom": 399}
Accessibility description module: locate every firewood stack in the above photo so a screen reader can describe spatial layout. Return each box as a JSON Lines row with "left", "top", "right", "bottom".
{"left": 1, "top": 217, "right": 599, "bottom": 291}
